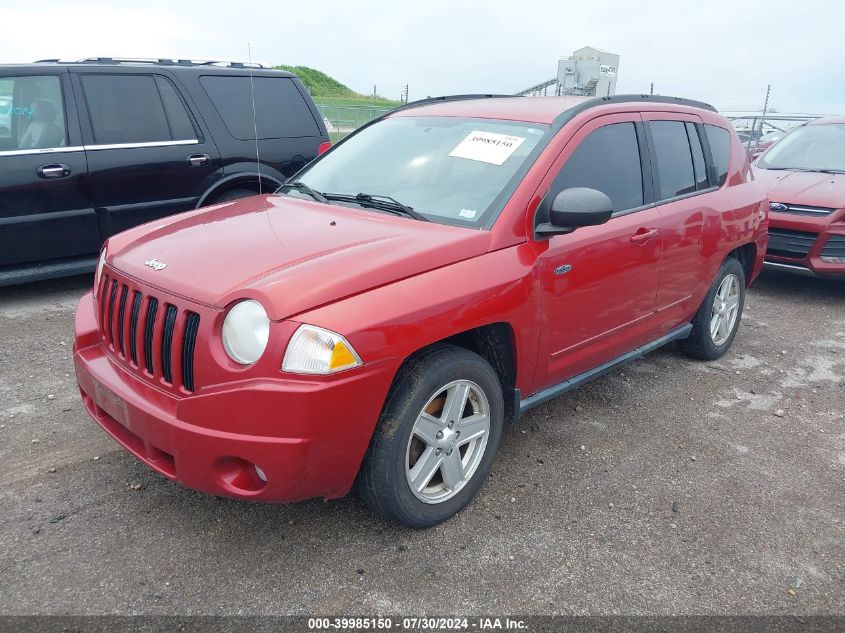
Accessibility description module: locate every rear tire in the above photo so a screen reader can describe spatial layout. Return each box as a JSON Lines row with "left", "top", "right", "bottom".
{"left": 680, "top": 257, "right": 746, "bottom": 361}
{"left": 356, "top": 345, "right": 504, "bottom": 528}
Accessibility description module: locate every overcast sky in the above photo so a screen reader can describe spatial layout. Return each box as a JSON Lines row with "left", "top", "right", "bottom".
{"left": 3, "top": 0, "right": 843, "bottom": 114}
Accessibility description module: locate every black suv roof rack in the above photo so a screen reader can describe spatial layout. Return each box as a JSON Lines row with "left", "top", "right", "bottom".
{"left": 33, "top": 57, "right": 271, "bottom": 69}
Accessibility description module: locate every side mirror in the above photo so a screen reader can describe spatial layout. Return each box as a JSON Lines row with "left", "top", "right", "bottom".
{"left": 536, "top": 187, "right": 614, "bottom": 237}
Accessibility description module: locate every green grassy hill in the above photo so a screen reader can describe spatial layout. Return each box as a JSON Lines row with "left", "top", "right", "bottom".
{"left": 275, "top": 65, "right": 400, "bottom": 107}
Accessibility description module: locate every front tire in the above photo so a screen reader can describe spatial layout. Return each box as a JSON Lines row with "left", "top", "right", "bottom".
{"left": 680, "top": 257, "right": 746, "bottom": 361}
{"left": 356, "top": 345, "right": 504, "bottom": 528}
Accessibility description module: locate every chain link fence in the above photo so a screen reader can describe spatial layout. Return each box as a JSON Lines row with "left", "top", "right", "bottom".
{"left": 316, "top": 103, "right": 397, "bottom": 142}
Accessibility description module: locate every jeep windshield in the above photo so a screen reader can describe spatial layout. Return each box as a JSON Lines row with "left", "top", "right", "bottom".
{"left": 286, "top": 116, "right": 549, "bottom": 227}
{"left": 757, "top": 123, "right": 845, "bottom": 173}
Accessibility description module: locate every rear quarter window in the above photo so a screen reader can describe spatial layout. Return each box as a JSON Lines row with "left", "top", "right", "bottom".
{"left": 704, "top": 124, "right": 731, "bottom": 187}
{"left": 200, "top": 75, "right": 320, "bottom": 140}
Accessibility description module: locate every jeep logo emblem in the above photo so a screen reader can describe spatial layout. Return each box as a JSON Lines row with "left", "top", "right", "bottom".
{"left": 144, "top": 258, "right": 167, "bottom": 271}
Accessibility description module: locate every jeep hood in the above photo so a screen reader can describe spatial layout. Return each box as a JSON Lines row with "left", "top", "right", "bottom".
{"left": 752, "top": 167, "right": 845, "bottom": 209}
{"left": 107, "top": 194, "right": 491, "bottom": 320}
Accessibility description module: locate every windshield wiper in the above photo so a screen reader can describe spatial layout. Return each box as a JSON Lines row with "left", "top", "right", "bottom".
{"left": 277, "top": 181, "right": 328, "bottom": 203}
{"left": 763, "top": 167, "right": 845, "bottom": 174}
{"left": 321, "top": 192, "right": 429, "bottom": 222}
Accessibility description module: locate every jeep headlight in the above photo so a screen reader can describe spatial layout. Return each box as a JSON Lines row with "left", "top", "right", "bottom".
{"left": 222, "top": 300, "right": 270, "bottom": 365}
{"left": 282, "top": 325, "right": 362, "bottom": 374}
{"left": 93, "top": 246, "right": 107, "bottom": 299}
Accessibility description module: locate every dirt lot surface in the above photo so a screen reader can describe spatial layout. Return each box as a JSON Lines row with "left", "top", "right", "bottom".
{"left": 0, "top": 271, "right": 843, "bottom": 616}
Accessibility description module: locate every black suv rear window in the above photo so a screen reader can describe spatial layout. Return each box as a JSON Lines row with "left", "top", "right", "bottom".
{"left": 200, "top": 76, "right": 319, "bottom": 140}
{"left": 704, "top": 124, "right": 731, "bottom": 186}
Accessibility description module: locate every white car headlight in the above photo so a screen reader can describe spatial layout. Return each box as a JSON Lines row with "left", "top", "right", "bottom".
{"left": 93, "top": 246, "right": 107, "bottom": 299}
{"left": 282, "top": 325, "right": 362, "bottom": 375}
{"left": 222, "top": 300, "right": 270, "bottom": 365}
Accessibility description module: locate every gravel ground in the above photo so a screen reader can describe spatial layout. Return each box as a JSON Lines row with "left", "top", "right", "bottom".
{"left": 0, "top": 271, "right": 842, "bottom": 616}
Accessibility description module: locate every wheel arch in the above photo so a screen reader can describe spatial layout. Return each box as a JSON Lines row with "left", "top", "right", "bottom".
{"left": 197, "top": 171, "right": 284, "bottom": 208}
{"left": 727, "top": 242, "right": 757, "bottom": 286}
{"left": 402, "top": 322, "right": 520, "bottom": 425}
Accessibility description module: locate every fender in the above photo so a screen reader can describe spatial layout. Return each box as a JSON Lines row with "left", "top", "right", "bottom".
{"left": 292, "top": 244, "right": 542, "bottom": 396}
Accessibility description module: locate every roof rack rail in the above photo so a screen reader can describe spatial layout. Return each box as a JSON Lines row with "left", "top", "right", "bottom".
{"left": 34, "top": 57, "right": 271, "bottom": 69}
{"left": 548, "top": 94, "right": 718, "bottom": 133}
{"left": 592, "top": 93, "right": 716, "bottom": 112}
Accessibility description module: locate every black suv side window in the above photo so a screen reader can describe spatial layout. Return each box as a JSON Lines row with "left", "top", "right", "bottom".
{"left": 200, "top": 76, "right": 320, "bottom": 140}
{"left": 81, "top": 74, "right": 196, "bottom": 145}
{"left": 649, "top": 120, "right": 696, "bottom": 200}
{"left": 0, "top": 75, "right": 66, "bottom": 151}
{"left": 553, "top": 122, "right": 644, "bottom": 213}
{"left": 704, "top": 124, "right": 731, "bottom": 186}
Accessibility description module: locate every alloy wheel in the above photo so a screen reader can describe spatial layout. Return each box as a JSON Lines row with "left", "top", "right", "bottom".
{"left": 710, "top": 273, "right": 740, "bottom": 346}
{"left": 405, "top": 380, "right": 490, "bottom": 504}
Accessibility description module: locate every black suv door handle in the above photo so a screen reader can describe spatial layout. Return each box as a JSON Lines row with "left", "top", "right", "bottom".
{"left": 37, "top": 164, "right": 70, "bottom": 179}
{"left": 186, "top": 154, "right": 210, "bottom": 167}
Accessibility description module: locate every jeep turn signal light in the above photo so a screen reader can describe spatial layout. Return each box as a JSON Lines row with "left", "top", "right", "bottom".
{"left": 282, "top": 325, "right": 362, "bottom": 375}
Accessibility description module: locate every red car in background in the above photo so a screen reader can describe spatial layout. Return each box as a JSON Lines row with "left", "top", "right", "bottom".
{"left": 74, "top": 94, "right": 767, "bottom": 527}
{"left": 753, "top": 117, "right": 845, "bottom": 278}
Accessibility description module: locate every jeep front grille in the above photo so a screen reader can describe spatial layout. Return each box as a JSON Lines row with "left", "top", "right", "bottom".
{"left": 97, "top": 272, "right": 200, "bottom": 393}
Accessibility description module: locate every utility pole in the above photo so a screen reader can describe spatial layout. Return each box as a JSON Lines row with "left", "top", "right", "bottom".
{"left": 371, "top": 85, "right": 377, "bottom": 119}
{"left": 750, "top": 84, "right": 771, "bottom": 152}
{"left": 650, "top": 82, "right": 654, "bottom": 95}
{"left": 760, "top": 84, "right": 771, "bottom": 123}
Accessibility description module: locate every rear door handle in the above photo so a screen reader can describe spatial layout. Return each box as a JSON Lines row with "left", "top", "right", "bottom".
{"left": 630, "top": 228, "right": 659, "bottom": 244}
{"left": 37, "top": 164, "right": 70, "bottom": 179}
{"left": 187, "top": 154, "right": 210, "bottom": 167}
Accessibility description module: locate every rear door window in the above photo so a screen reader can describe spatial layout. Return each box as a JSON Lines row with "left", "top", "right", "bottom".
{"left": 704, "top": 124, "right": 731, "bottom": 186}
{"left": 553, "top": 122, "right": 644, "bottom": 213}
{"left": 649, "top": 120, "right": 696, "bottom": 200}
{"left": 155, "top": 76, "right": 197, "bottom": 140}
{"left": 0, "top": 75, "right": 67, "bottom": 151}
{"left": 200, "top": 75, "right": 320, "bottom": 140}
{"left": 81, "top": 74, "right": 196, "bottom": 145}
{"left": 686, "top": 122, "right": 709, "bottom": 190}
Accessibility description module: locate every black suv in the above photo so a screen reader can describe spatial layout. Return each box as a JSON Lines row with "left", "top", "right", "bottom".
{"left": 0, "top": 58, "right": 330, "bottom": 286}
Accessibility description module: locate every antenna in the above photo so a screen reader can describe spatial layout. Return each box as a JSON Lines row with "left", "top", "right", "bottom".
{"left": 247, "top": 43, "right": 262, "bottom": 194}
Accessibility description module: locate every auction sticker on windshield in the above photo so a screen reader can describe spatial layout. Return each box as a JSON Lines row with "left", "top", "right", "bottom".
{"left": 449, "top": 130, "right": 526, "bottom": 165}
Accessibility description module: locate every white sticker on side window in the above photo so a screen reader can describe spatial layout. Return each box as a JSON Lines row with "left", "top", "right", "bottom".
{"left": 449, "top": 131, "right": 526, "bottom": 165}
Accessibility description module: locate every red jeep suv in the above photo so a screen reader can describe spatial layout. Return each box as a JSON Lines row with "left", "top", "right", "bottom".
{"left": 74, "top": 95, "right": 768, "bottom": 527}
{"left": 753, "top": 117, "right": 845, "bottom": 278}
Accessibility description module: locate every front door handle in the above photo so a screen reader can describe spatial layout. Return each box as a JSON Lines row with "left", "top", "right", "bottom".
{"left": 186, "top": 153, "right": 210, "bottom": 167}
{"left": 630, "top": 228, "right": 659, "bottom": 244}
{"left": 37, "top": 164, "right": 70, "bottom": 179}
